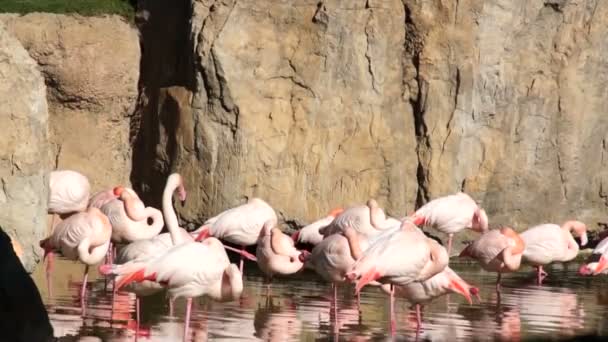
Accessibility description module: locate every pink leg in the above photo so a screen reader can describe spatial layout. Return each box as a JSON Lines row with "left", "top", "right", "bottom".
{"left": 136, "top": 297, "right": 140, "bottom": 336}
{"left": 239, "top": 246, "right": 245, "bottom": 276}
{"left": 81, "top": 265, "right": 89, "bottom": 315}
{"left": 415, "top": 304, "right": 422, "bottom": 332}
{"left": 184, "top": 298, "right": 193, "bottom": 342}
{"left": 46, "top": 251, "right": 54, "bottom": 299}
{"left": 390, "top": 285, "right": 396, "bottom": 334}
{"left": 49, "top": 214, "right": 58, "bottom": 235}
{"left": 447, "top": 234, "right": 453, "bottom": 256}
{"left": 169, "top": 298, "right": 175, "bottom": 317}
{"left": 331, "top": 283, "right": 338, "bottom": 333}
{"left": 496, "top": 273, "right": 502, "bottom": 293}
{"left": 356, "top": 291, "right": 361, "bottom": 311}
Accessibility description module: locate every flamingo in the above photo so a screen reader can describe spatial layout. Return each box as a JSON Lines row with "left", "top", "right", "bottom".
{"left": 193, "top": 197, "right": 278, "bottom": 274}
{"left": 88, "top": 188, "right": 119, "bottom": 210}
{"left": 100, "top": 238, "right": 246, "bottom": 341}
{"left": 304, "top": 226, "right": 369, "bottom": 314}
{"left": 291, "top": 207, "right": 344, "bottom": 246}
{"left": 320, "top": 199, "right": 400, "bottom": 239}
{"left": 579, "top": 235, "right": 608, "bottom": 275}
{"left": 520, "top": 220, "right": 588, "bottom": 284}
{"left": 48, "top": 170, "right": 91, "bottom": 233}
{"left": 100, "top": 186, "right": 164, "bottom": 245}
{"left": 459, "top": 227, "right": 525, "bottom": 292}
{"left": 256, "top": 221, "right": 308, "bottom": 292}
{"left": 410, "top": 192, "right": 489, "bottom": 255}
{"left": 39, "top": 207, "right": 111, "bottom": 307}
{"left": 379, "top": 266, "right": 480, "bottom": 330}
{"left": 345, "top": 220, "right": 449, "bottom": 329}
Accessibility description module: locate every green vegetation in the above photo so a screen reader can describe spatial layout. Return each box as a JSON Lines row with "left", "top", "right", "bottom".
{"left": 0, "top": 0, "right": 135, "bottom": 19}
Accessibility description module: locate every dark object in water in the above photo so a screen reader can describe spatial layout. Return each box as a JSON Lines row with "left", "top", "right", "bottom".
{"left": 0, "top": 228, "right": 54, "bottom": 341}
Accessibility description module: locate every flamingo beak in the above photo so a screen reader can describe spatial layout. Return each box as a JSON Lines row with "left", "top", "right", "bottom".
{"left": 178, "top": 185, "right": 187, "bottom": 204}
{"left": 411, "top": 215, "right": 426, "bottom": 226}
{"left": 593, "top": 256, "right": 608, "bottom": 275}
{"left": 194, "top": 227, "right": 210, "bottom": 242}
{"left": 449, "top": 279, "right": 472, "bottom": 305}
{"left": 579, "top": 232, "right": 588, "bottom": 247}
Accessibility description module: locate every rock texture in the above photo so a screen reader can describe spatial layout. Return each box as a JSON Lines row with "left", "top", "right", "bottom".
{"left": 0, "top": 14, "right": 141, "bottom": 191}
{"left": 0, "top": 22, "right": 50, "bottom": 272}
{"left": 133, "top": 0, "right": 608, "bottom": 252}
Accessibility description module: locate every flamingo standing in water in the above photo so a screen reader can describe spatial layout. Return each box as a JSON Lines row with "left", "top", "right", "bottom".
{"left": 579, "top": 236, "right": 608, "bottom": 275}
{"left": 520, "top": 220, "right": 588, "bottom": 284}
{"left": 48, "top": 170, "right": 91, "bottom": 233}
{"left": 256, "top": 222, "right": 308, "bottom": 292}
{"left": 304, "top": 226, "right": 369, "bottom": 324}
{"left": 379, "top": 266, "right": 479, "bottom": 330}
{"left": 291, "top": 208, "right": 344, "bottom": 246}
{"left": 459, "top": 227, "right": 525, "bottom": 292}
{"left": 40, "top": 207, "right": 112, "bottom": 307}
{"left": 346, "top": 220, "right": 449, "bottom": 329}
{"left": 410, "top": 192, "right": 489, "bottom": 255}
{"left": 101, "top": 238, "right": 246, "bottom": 341}
{"left": 320, "top": 199, "right": 400, "bottom": 239}
{"left": 194, "top": 197, "right": 278, "bottom": 274}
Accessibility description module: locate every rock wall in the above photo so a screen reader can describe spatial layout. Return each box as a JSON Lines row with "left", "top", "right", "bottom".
{"left": 0, "top": 14, "right": 140, "bottom": 191}
{"left": 133, "top": 0, "right": 608, "bottom": 241}
{"left": 0, "top": 22, "right": 50, "bottom": 272}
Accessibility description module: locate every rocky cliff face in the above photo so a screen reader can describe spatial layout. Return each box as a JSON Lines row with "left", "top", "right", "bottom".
{"left": 0, "top": 14, "right": 140, "bottom": 191}
{"left": 132, "top": 0, "right": 608, "bottom": 241}
{"left": 0, "top": 22, "right": 50, "bottom": 272}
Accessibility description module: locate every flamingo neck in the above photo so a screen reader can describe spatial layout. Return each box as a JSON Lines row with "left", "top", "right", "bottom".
{"left": 162, "top": 176, "right": 183, "bottom": 246}
{"left": 343, "top": 229, "right": 364, "bottom": 260}
{"left": 269, "top": 228, "right": 284, "bottom": 255}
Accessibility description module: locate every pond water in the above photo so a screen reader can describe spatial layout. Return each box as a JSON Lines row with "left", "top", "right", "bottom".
{"left": 32, "top": 256, "right": 608, "bottom": 341}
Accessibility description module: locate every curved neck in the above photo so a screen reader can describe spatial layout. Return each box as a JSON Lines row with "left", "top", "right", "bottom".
{"left": 418, "top": 240, "right": 449, "bottom": 280}
{"left": 162, "top": 177, "right": 183, "bottom": 245}
{"left": 121, "top": 192, "right": 148, "bottom": 221}
{"left": 78, "top": 239, "right": 110, "bottom": 265}
{"left": 269, "top": 228, "right": 284, "bottom": 255}
{"left": 501, "top": 247, "right": 522, "bottom": 272}
{"left": 133, "top": 208, "right": 165, "bottom": 239}
{"left": 343, "top": 229, "right": 363, "bottom": 260}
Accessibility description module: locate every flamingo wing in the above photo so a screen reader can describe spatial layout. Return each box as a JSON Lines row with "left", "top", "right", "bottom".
{"left": 520, "top": 224, "right": 564, "bottom": 265}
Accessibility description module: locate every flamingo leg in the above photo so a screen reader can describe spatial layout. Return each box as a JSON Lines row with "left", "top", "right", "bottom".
{"left": 136, "top": 297, "right": 140, "bottom": 336}
{"left": 45, "top": 251, "right": 54, "bottom": 299}
{"left": 81, "top": 265, "right": 89, "bottom": 315}
{"left": 415, "top": 304, "right": 422, "bottom": 332}
{"left": 49, "top": 213, "right": 58, "bottom": 235}
{"left": 447, "top": 234, "right": 453, "bottom": 256}
{"left": 390, "top": 284, "right": 396, "bottom": 334}
{"left": 496, "top": 272, "right": 502, "bottom": 293}
{"left": 169, "top": 298, "right": 175, "bottom": 317}
{"left": 332, "top": 283, "right": 338, "bottom": 334}
{"left": 357, "top": 291, "right": 361, "bottom": 311}
{"left": 239, "top": 245, "right": 245, "bottom": 276}
{"left": 184, "top": 298, "right": 193, "bottom": 342}
{"left": 536, "top": 266, "right": 548, "bottom": 285}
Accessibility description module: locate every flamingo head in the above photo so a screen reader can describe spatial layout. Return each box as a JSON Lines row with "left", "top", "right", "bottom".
{"left": 328, "top": 207, "right": 344, "bottom": 218}
{"left": 471, "top": 208, "right": 489, "bottom": 233}
{"left": 564, "top": 220, "right": 588, "bottom": 246}
{"left": 448, "top": 278, "right": 473, "bottom": 305}
{"left": 593, "top": 256, "right": 608, "bottom": 275}
{"left": 366, "top": 198, "right": 379, "bottom": 208}
{"left": 298, "top": 250, "right": 312, "bottom": 263}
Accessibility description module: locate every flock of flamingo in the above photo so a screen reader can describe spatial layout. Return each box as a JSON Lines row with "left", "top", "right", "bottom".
{"left": 35, "top": 169, "right": 608, "bottom": 340}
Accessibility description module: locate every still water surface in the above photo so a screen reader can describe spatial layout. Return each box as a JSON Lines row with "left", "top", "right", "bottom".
{"left": 32, "top": 257, "right": 608, "bottom": 341}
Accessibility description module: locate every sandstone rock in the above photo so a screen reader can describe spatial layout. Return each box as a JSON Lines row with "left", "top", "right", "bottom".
{"left": 133, "top": 0, "right": 608, "bottom": 254}
{"left": 0, "top": 21, "right": 50, "bottom": 272}
{"left": 0, "top": 13, "right": 141, "bottom": 192}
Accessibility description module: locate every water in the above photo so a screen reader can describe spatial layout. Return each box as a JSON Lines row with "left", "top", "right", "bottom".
{"left": 32, "top": 257, "right": 608, "bottom": 341}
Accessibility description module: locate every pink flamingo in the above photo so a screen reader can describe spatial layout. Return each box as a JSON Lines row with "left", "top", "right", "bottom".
{"left": 88, "top": 188, "right": 119, "bottom": 210}
{"left": 100, "top": 186, "right": 164, "bottom": 244}
{"left": 291, "top": 208, "right": 344, "bottom": 246}
{"left": 194, "top": 197, "right": 278, "bottom": 274}
{"left": 101, "top": 238, "right": 247, "bottom": 341}
{"left": 40, "top": 207, "right": 111, "bottom": 307}
{"left": 410, "top": 192, "right": 489, "bottom": 255}
{"left": 380, "top": 266, "right": 479, "bottom": 330}
{"left": 520, "top": 220, "right": 588, "bottom": 284}
{"left": 579, "top": 236, "right": 608, "bottom": 275}
{"left": 256, "top": 221, "right": 308, "bottom": 290}
{"left": 48, "top": 170, "right": 91, "bottom": 233}
{"left": 345, "top": 220, "right": 449, "bottom": 328}
{"left": 321, "top": 199, "right": 400, "bottom": 239}
{"left": 304, "top": 226, "right": 369, "bottom": 316}
{"left": 459, "top": 227, "right": 525, "bottom": 292}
